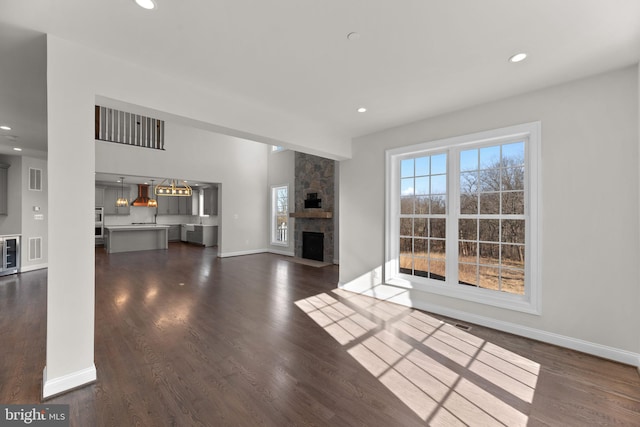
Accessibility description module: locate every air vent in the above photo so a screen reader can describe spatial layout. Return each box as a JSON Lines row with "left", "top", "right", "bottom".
{"left": 95, "top": 106, "right": 165, "bottom": 150}
{"left": 29, "top": 237, "right": 42, "bottom": 261}
{"left": 29, "top": 168, "right": 42, "bottom": 191}
{"left": 454, "top": 322, "right": 471, "bottom": 331}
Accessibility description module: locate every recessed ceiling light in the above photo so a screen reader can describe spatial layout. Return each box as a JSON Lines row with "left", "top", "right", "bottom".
{"left": 347, "top": 32, "right": 361, "bottom": 41}
{"left": 357, "top": 107, "right": 367, "bottom": 113}
{"left": 0, "top": 125, "right": 11, "bottom": 131}
{"left": 509, "top": 53, "right": 527, "bottom": 63}
{"left": 134, "top": 0, "right": 156, "bottom": 10}
{"left": 13, "top": 147, "right": 22, "bottom": 152}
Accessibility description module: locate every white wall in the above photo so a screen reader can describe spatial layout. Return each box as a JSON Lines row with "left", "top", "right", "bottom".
{"left": 0, "top": 155, "right": 47, "bottom": 271}
{"left": 96, "top": 123, "right": 268, "bottom": 256}
{"left": 45, "top": 35, "right": 97, "bottom": 397}
{"left": 45, "top": 33, "right": 296, "bottom": 396}
{"left": 0, "top": 155, "right": 22, "bottom": 235}
{"left": 334, "top": 163, "right": 339, "bottom": 264}
{"left": 21, "top": 156, "right": 47, "bottom": 271}
{"left": 340, "top": 65, "right": 640, "bottom": 364}
{"left": 267, "top": 149, "right": 295, "bottom": 256}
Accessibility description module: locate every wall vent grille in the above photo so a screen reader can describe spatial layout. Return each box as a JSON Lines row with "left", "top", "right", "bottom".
{"left": 95, "top": 106, "right": 165, "bottom": 150}
{"left": 29, "top": 237, "right": 42, "bottom": 261}
{"left": 29, "top": 168, "right": 42, "bottom": 191}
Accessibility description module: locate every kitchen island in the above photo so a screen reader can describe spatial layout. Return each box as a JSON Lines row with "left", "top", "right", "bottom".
{"left": 104, "top": 225, "right": 170, "bottom": 254}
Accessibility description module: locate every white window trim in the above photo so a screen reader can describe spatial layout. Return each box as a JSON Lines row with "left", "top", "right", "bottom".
{"left": 270, "top": 184, "right": 289, "bottom": 246}
{"left": 385, "top": 122, "right": 542, "bottom": 314}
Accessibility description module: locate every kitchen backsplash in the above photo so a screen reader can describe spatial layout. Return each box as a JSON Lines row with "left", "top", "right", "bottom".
{"left": 104, "top": 207, "right": 218, "bottom": 226}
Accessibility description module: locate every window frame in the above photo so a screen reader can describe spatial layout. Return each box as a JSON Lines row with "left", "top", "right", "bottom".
{"left": 385, "top": 122, "right": 541, "bottom": 314}
{"left": 270, "top": 184, "right": 289, "bottom": 246}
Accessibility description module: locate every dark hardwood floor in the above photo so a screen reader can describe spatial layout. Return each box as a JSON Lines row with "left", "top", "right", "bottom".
{"left": 1, "top": 243, "right": 640, "bottom": 426}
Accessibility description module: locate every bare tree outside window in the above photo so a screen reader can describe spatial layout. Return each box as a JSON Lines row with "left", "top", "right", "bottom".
{"left": 458, "top": 142, "right": 525, "bottom": 294}
{"left": 399, "top": 153, "right": 447, "bottom": 281}
{"left": 399, "top": 141, "right": 526, "bottom": 295}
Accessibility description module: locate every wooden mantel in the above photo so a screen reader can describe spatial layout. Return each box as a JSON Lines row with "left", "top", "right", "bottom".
{"left": 289, "top": 211, "right": 333, "bottom": 219}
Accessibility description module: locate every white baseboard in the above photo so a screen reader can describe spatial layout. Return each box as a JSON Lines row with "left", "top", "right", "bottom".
{"left": 42, "top": 364, "right": 97, "bottom": 399}
{"left": 218, "top": 248, "right": 268, "bottom": 258}
{"left": 20, "top": 263, "right": 48, "bottom": 273}
{"left": 268, "top": 248, "right": 295, "bottom": 257}
{"left": 338, "top": 282, "right": 640, "bottom": 368}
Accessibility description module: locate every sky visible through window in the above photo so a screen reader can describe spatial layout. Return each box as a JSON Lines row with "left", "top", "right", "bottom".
{"left": 401, "top": 153, "right": 447, "bottom": 196}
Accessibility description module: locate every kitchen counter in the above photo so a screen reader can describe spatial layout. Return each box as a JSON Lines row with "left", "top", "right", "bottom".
{"left": 105, "top": 224, "right": 169, "bottom": 230}
{"left": 104, "top": 225, "right": 169, "bottom": 253}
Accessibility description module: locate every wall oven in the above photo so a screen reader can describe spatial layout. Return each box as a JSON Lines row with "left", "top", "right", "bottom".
{"left": 95, "top": 207, "right": 104, "bottom": 240}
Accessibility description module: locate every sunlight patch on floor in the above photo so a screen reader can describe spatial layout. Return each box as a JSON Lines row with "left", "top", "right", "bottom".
{"left": 296, "top": 291, "right": 540, "bottom": 425}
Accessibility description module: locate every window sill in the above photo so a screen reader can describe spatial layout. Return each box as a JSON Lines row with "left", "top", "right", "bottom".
{"left": 386, "top": 275, "right": 540, "bottom": 315}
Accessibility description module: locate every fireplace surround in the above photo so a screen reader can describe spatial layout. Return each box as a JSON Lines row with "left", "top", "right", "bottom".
{"left": 293, "top": 152, "right": 335, "bottom": 263}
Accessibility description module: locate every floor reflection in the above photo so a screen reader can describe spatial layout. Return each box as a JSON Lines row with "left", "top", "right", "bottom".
{"left": 296, "top": 290, "right": 539, "bottom": 426}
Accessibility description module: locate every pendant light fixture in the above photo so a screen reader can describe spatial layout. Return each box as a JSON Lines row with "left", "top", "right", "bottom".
{"left": 155, "top": 178, "right": 193, "bottom": 197}
{"left": 116, "top": 177, "right": 129, "bottom": 207}
{"left": 147, "top": 179, "right": 158, "bottom": 207}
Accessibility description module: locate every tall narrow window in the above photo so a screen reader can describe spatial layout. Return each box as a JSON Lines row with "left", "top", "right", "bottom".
{"left": 386, "top": 122, "right": 540, "bottom": 314}
{"left": 271, "top": 185, "right": 289, "bottom": 245}
{"left": 399, "top": 153, "right": 447, "bottom": 280}
{"left": 458, "top": 142, "right": 525, "bottom": 294}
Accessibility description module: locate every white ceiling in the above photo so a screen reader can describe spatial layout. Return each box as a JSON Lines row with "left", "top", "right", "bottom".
{"left": 0, "top": 0, "right": 639, "bottom": 156}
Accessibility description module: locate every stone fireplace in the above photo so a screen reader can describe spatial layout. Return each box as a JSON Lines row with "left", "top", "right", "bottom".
{"left": 292, "top": 152, "right": 335, "bottom": 263}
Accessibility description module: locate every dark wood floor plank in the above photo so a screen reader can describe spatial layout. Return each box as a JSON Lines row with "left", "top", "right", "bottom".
{"left": 1, "top": 243, "right": 640, "bottom": 426}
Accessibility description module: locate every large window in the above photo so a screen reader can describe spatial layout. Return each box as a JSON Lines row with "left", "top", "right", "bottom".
{"left": 271, "top": 185, "right": 289, "bottom": 245}
{"left": 386, "top": 122, "right": 540, "bottom": 313}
